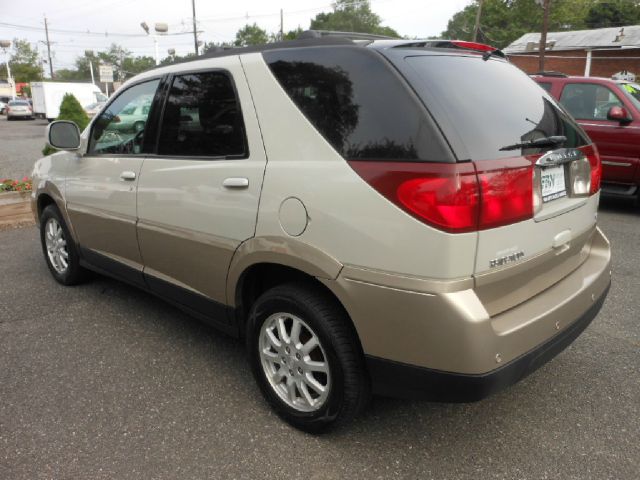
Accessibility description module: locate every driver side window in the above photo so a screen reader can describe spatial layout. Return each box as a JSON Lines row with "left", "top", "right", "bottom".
{"left": 560, "top": 83, "right": 623, "bottom": 121}
{"left": 88, "top": 79, "right": 160, "bottom": 155}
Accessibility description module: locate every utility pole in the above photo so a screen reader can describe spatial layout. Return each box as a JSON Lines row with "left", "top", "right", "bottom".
{"left": 280, "top": 9, "right": 284, "bottom": 41}
{"left": 538, "top": 0, "right": 551, "bottom": 71}
{"left": 44, "top": 15, "right": 54, "bottom": 79}
{"left": 473, "top": 0, "right": 484, "bottom": 42}
{"left": 192, "top": 0, "right": 198, "bottom": 55}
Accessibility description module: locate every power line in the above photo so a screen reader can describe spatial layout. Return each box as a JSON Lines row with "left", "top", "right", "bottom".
{"left": 0, "top": 20, "right": 196, "bottom": 38}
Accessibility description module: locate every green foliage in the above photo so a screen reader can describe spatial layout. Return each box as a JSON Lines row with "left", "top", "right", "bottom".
{"left": 58, "top": 93, "right": 90, "bottom": 131}
{"left": 441, "top": 0, "right": 604, "bottom": 49}
{"left": 234, "top": 23, "right": 270, "bottom": 46}
{"left": 42, "top": 93, "right": 90, "bottom": 156}
{"left": 283, "top": 27, "right": 304, "bottom": 41}
{"left": 585, "top": 0, "right": 640, "bottom": 28}
{"left": 55, "top": 68, "right": 86, "bottom": 82}
{"left": 159, "top": 52, "right": 198, "bottom": 65}
{"left": 122, "top": 55, "right": 155, "bottom": 76}
{"left": 0, "top": 38, "right": 43, "bottom": 82}
{"left": 310, "top": 0, "right": 399, "bottom": 37}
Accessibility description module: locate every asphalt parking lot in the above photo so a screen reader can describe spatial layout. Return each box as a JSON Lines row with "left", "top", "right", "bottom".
{"left": 0, "top": 116, "right": 49, "bottom": 180}
{"left": 1, "top": 120, "right": 639, "bottom": 479}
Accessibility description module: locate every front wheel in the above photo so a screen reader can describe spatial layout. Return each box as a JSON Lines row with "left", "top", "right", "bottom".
{"left": 247, "top": 283, "right": 370, "bottom": 433}
{"left": 39, "top": 205, "right": 87, "bottom": 285}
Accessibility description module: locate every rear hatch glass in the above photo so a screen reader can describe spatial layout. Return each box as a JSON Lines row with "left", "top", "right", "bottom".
{"left": 389, "top": 52, "right": 598, "bottom": 314}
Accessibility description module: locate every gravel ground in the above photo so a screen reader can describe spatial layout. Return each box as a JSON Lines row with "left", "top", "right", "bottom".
{"left": 0, "top": 116, "right": 48, "bottom": 180}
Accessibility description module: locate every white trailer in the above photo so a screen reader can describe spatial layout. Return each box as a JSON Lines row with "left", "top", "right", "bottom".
{"left": 31, "top": 82, "right": 107, "bottom": 121}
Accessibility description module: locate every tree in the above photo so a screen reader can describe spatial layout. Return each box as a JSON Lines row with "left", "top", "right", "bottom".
{"left": 73, "top": 51, "right": 100, "bottom": 82}
{"left": 96, "top": 44, "right": 131, "bottom": 82}
{"left": 441, "top": 0, "right": 596, "bottom": 50}
{"left": 55, "top": 68, "right": 86, "bottom": 82}
{"left": 122, "top": 56, "right": 155, "bottom": 76}
{"left": 42, "top": 93, "right": 90, "bottom": 156}
{"left": 283, "top": 27, "right": 304, "bottom": 41}
{"left": 0, "top": 38, "right": 43, "bottom": 82}
{"left": 310, "top": 0, "right": 399, "bottom": 37}
{"left": 234, "top": 23, "right": 270, "bottom": 46}
{"left": 585, "top": 0, "right": 640, "bottom": 28}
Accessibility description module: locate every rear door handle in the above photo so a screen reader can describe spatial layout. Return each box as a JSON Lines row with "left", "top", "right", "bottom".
{"left": 223, "top": 177, "right": 249, "bottom": 189}
{"left": 120, "top": 171, "right": 136, "bottom": 181}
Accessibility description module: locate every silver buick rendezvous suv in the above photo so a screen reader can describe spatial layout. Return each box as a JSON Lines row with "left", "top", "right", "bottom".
{"left": 32, "top": 35, "right": 611, "bottom": 432}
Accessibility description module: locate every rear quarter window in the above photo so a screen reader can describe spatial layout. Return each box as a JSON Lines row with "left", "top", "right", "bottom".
{"left": 263, "top": 47, "right": 453, "bottom": 163}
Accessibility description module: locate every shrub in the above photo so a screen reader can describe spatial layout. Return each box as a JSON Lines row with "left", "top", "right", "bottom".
{"left": 42, "top": 93, "right": 90, "bottom": 156}
{"left": 0, "top": 177, "right": 32, "bottom": 192}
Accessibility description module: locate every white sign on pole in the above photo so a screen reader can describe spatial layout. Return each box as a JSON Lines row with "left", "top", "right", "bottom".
{"left": 99, "top": 65, "right": 114, "bottom": 83}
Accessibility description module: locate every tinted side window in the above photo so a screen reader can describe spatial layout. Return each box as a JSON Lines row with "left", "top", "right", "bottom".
{"left": 89, "top": 79, "right": 159, "bottom": 155}
{"left": 560, "top": 83, "right": 623, "bottom": 120}
{"left": 538, "top": 82, "right": 552, "bottom": 93}
{"left": 263, "top": 47, "right": 453, "bottom": 163}
{"left": 157, "top": 72, "right": 246, "bottom": 157}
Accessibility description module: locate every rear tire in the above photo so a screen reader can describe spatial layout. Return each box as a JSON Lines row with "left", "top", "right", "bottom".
{"left": 247, "top": 283, "right": 370, "bottom": 433}
{"left": 39, "top": 205, "right": 88, "bottom": 286}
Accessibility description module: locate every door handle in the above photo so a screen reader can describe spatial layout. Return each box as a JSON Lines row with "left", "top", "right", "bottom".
{"left": 223, "top": 177, "right": 249, "bottom": 188}
{"left": 120, "top": 171, "right": 136, "bottom": 181}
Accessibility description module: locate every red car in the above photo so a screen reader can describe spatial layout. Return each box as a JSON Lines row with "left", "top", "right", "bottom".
{"left": 533, "top": 73, "right": 640, "bottom": 202}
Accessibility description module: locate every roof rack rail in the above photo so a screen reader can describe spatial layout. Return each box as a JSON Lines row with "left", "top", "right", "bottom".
{"left": 530, "top": 71, "right": 568, "bottom": 78}
{"left": 297, "top": 30, "right": 397, "bottom": 41}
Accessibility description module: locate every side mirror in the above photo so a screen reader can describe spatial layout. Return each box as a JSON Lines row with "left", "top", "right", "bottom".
{"left": 46, "top": 120, "right": 81, "bottom": 150}
{"left": 607, "top": 105, "right": 632, "bottom": 124}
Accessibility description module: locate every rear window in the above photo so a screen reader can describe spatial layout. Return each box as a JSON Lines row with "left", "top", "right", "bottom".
{"left": 263, "top": 47, "right": 453, "bottom": 163}
{"left": 399, "top": 55, "right": 589, "bottom": 160}
{"left": 9, "top": 100, "right": 28, "bottom": 106}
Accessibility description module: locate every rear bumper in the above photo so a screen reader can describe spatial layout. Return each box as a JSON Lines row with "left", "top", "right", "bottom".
{"left": 7, "top": 111, "right": 32, "bottom": 118}
{"left": 366, "top": 281, "right": 609, "bottom": 401}
{"left": 322, "top": 227, "right": 611, "bottom": 400}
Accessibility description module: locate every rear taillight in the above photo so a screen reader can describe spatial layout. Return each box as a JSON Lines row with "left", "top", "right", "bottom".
{"left": 396, "top": 165, "right": 479, "bottom": 233}
{"left": 348, "top": 159, "right": 535, "bottom": 233}
{"left": 475, "top": 158, "right": 533, "bottom": 229}
{"left": 582, "top": 144, "right": 601, "bottom": 195}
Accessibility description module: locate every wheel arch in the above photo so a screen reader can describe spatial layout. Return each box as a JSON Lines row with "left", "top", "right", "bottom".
{"left": 35, "top": 182, "right": 78, "bottom": 243}
{"left": 227, "top": 236, "right": 360, "bottom": 340}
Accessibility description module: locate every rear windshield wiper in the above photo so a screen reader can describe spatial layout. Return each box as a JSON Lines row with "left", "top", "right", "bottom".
{"left": 499, "top": 135, "right": 567, "bottom": 151}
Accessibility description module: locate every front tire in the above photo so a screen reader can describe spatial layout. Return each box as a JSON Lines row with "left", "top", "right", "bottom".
{"left": 39, "top": 205, "right": 87, "bottom": 285}
{"left": 247, "top": 283, "right": 370, "bottom": 433}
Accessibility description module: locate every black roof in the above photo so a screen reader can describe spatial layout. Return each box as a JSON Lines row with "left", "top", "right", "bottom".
{"left": 197, "top": 36, "right": 359, "bottom": 61}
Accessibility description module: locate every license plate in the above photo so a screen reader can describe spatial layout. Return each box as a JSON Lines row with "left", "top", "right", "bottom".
{"left": 541, "top": 165, "right": 566, "bottom": 202}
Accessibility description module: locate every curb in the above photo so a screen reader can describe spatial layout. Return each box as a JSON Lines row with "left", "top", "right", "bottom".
{"left": 0, "top": 191, "right": 34, "bottom": 230}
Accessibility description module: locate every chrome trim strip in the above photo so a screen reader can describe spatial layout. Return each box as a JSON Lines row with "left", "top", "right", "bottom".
{"left": 601, "top": 160, "right": 633, "bottom": 167}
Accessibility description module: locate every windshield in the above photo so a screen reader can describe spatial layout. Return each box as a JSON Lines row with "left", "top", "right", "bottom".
{"left": 619, "top": 82, "right": 640, "bottom": 111}
{"left": 399, "top": 55, "right": 589, "bottom": 160}
{"left": 9, "top": 100, "right": 28, "bottom": 106}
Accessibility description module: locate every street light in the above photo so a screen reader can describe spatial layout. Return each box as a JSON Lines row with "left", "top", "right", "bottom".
{"left": 141, "top": 22, "right": 168, "bottom": 65}
{"left": 0, "top": 40, "right": 15, "bottom": 99}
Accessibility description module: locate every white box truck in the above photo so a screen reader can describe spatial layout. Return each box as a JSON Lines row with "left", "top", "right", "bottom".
{"left": 31, "top": 82, "right": 107, "bottom": 121}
